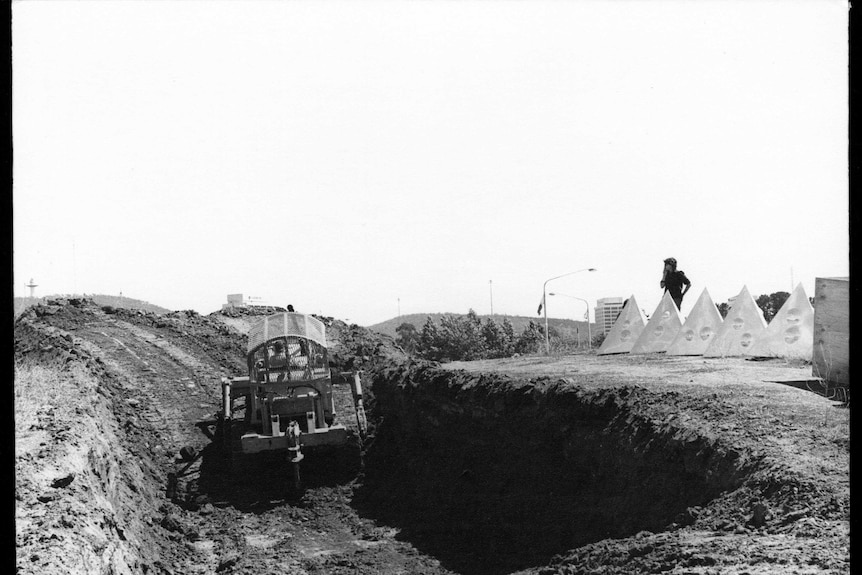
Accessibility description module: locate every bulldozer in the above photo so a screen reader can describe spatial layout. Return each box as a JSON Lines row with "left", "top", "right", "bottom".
{"left": 215, "top": 311, "right": 367, "bottom": 490}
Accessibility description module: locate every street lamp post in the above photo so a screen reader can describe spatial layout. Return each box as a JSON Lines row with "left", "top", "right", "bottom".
{"left": 549, "top": 292, "right": 592, "bottom": 350}
{"left": 543, "top": 268, "right": 596, "bottom": 354}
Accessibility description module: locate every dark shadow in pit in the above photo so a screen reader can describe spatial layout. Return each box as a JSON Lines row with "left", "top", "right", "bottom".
{"left": 188, "top": 428, "right": 363, "bottom": 513}
{"left": 351, "top": 415, "right": 735, "bottom": 575}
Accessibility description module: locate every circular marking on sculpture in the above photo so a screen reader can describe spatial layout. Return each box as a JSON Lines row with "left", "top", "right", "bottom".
{"left": 732, "top": 317, "right": 744, "bottom": 330}
{"left": 699, "top": 326, "right": 712, "bottom": 341}
{"left": 784, "top": 325, "right": 801, "bottom": 344}
{"left": 684, "top": 329, "right": 695, "bottom": 341}
{"left": 622, "top": 320, "right": 631, "bottom": 328}
{"left": 740, "top": 333, "right": 752, "bottom": 348}
{"left": 785, "top": 308, "right": 800, "bottom": 324}
{"left": 661, "top": 310, "right": 671, "bottom": 321}
{"left": 654, "top": 325, "right": 664, "bottom": 337}
{"left": 620, "top": 330, "right": 631, "bottom": 341}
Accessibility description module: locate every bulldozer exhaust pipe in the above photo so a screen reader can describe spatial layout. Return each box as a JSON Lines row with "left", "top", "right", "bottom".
{"left": 352, "top": 372, "right": 368, "bottom": 440}
{"left": 286, "top": 420, "right": 303, "bottom": 464}
{"left": 221, "top": 377, "right": 231, "bottom": 421}
{"left": 286, "top": 420, "right": 303, "bottom": 492}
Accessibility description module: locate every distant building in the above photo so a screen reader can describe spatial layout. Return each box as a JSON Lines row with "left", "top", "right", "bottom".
{"left": 595, "top": 297, "right": 625, "bottom": 335}
{"left": 222, "top": 294, "right": 269, "bottom": 310}
{"left": 224, "top": 294, "right": 245, "bottom": 308}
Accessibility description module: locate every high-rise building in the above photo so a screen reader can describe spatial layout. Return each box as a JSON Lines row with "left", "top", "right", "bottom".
{"left": 595, "top": 297, "right": 625, "bottom": 335}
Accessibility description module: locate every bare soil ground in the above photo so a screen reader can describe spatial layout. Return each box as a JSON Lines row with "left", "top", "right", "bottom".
{"left": 14, "top": 299, "right": 849, "bottom": 574}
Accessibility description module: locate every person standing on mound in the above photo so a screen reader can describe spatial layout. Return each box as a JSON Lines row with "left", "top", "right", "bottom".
{"left": 660, "top": 257, "right": 691, "bottom": 310}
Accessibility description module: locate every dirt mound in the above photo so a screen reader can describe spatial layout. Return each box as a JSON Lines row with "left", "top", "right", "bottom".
{"left": 209, "top": 305, "right": 286, "bottom": 334}
{"left": 322, "top": 317, "right": 407, "bottom": 370}
{"left": 16, "top": 299, "right": 199, "bottom": 574}
{"left": 15, "top": 294, "right": 172, "bottom": 319}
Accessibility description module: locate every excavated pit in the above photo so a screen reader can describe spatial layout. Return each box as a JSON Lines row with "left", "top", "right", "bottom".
{"left": 354, "top": 360, "right": 754, "bottom": 575}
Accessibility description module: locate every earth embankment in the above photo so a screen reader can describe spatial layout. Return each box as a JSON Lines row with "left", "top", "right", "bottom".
{"left": 15, "top": 301, "right": 198, "bottom": 574}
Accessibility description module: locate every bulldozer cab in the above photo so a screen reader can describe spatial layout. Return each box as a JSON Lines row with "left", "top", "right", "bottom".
{"left": 212, "top": 312, "right": 367, "bottom": 488}
{"left": 214, "top": 310, "right": 367, "bottom": 490}
{"left": 241, "top": 312, "right": 335, "bottom": 431}
{"left": 248, "top": 330, "right": 328, "bottom": 384}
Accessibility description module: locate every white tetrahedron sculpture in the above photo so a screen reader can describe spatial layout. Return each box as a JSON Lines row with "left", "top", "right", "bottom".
{"left": 748, "top": 283, "right": 814, "bottom": 360}
{"left": 630, "top": 291, "right": 683, "bottom": 354}
{"left": 597, "top": 295, "right": 647, "bottom": 355}
{"left": 666, "top": 288, "right": 724, "bottom": 356}
{"left": 703, "top": 286, "right": 767, "bottom": 357}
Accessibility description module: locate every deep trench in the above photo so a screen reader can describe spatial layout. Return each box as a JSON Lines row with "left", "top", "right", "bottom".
{"left": 352, "top": 360, "right": 751, "bottom": 575}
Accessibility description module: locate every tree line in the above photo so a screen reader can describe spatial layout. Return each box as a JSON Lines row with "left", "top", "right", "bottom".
{"left": 717, "top": 291, "right": 812, "bottom": 323}
{"left": 396, "top": 292, "right": 809, "bottom": 362}
{"left": 395, "top": 309, "right": 551, "bottom": 362}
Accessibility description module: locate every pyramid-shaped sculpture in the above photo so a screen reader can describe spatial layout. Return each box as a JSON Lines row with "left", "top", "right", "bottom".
{"left": 703, "top": 286, "right": 767, "bottom": 357}
{"left": 748, "top": 283, "right": 814, "bottom": 360}
{"left": 666, "top": 288, "right": 724, "bottom": 356}
{"left": 630, "top": 291, "right": 683, "bottom": 354}
{"left": 597, "top": 295, "right": 647, "bottom": 355}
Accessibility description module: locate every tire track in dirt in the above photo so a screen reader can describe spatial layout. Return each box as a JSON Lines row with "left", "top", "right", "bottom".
{"left": 75, "top": 318, "right": 220, "bottom": 458}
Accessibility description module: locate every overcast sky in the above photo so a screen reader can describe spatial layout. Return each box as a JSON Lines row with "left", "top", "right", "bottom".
{"left": 13, "top": 0, "right": 848, "bottom": 326}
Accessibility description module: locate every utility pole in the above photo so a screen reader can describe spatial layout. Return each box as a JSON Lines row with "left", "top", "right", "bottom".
{"left": 72, "top": 239, "right": 77, "bottom": 295}
{"left": 398, "top": 298, "right": 401, "bottom": 317}
{"left": 542, "top": 268, "right": 596, "bottom": 354}
{"left": 549, "top": 292, "right": 593, "bottom": 351}
{"left": 489, "top": 280, "right": 493, "bottom": 316}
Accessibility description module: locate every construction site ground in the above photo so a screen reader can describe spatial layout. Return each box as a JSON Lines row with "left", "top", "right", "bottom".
{"left": 14, "top": 299, "right": 849, "bottom": 574}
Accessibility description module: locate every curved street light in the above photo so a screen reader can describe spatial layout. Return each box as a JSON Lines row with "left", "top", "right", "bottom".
{"left": 549, "top": 292, "right": 592, "bottom": 350}
{"left": 543, "top": 268, "right": 596, "bottom": 354}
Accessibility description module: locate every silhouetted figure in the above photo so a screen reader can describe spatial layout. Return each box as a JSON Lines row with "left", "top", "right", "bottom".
{"left": 268, "top": 340, "right": 287, "bottom": 368}
{"left": 660, "top": 257, "right": 691, "bottom": 310}
{"left": 287, "top": 304, "right": 295, "bottom": 312}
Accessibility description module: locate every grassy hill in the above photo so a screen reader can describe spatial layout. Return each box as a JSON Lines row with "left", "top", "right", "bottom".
{"left": 368, "top": 312, "right": 593, "bottom": 339}
{"left": 14, "top": 294, "right": 172, "bottom": 318}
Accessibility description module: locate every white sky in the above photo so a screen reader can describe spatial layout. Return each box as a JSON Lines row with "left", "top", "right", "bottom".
{"left": 13, "top": 0, "right": 848, "bottom": 326}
